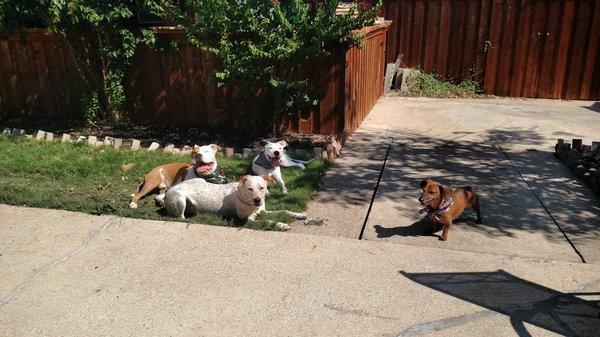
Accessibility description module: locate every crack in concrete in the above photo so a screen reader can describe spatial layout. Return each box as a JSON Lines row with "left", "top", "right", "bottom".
{"left": 324, "top": 304, "right": 398, "bottom": 321}
{"left": 395, "top": 310, "right": 497, "bottom": 336}
{"left": 0, "top": 216, "right": 118, "bottom": 307}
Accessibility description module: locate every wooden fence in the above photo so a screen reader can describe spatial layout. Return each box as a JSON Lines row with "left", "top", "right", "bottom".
{"left": 0, "top": 30, "right": 85, "bottom": 120}
{"left": 382, "top": 0, "right": 600, "bottom": 100}
{"left": 0, "top": 22, "right": 390, "bottom": 135}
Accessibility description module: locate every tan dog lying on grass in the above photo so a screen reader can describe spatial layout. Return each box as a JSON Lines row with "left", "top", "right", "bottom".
{"left": 160, "top": 175, "right": 306, "bottom": 230}
{"left": 129, "top": 144, "right": 225, "bottom": 208}
{"left": 418, "top": 179, "right": 483, "bottom": 241}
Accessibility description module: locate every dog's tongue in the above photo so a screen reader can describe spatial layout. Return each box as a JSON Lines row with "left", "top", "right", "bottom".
{"left": 195, "top": 162, "right": 214, "bottom": 174}
{"left": 270, "top": 157, "right": 282, "bottom": 167}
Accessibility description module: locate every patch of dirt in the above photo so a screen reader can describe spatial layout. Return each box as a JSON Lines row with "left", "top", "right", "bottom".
{"left": 2, "top": 117, "right": 333, "bottom": 150}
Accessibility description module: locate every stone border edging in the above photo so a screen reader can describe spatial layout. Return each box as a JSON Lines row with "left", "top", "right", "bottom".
{"left": 554, "top": 138, "right": 600, "bottom": 195}
{"left": 2, "top": 127, "right": 340, "bottom": 162}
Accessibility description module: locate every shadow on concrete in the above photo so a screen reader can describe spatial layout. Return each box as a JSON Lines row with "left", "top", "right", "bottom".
{"left": 368, "top": 127, "right": 599, "bottom": 245}
{"left": 373, "top": 217, "right": 433, "bottom": 238}
{"left": 401, "top": 270, "right": 600, "bottom": 337}
{"left": 374, "top": 216, "right": 479, "bottom": 240}
{"left": 581, "top": 102, "right": 600, "bottom": 113}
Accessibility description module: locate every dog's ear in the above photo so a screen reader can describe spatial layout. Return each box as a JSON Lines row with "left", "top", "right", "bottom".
{"left": 420, "top": 179, "right": 428, "bottom": 188}
{"left": 277, "top": 140, "right": 288, "bottom": 148}
{"left": 259, "top": 139, "right": 268, "bottom": 147}
{"left": 261, "top": 174, "right": 275, "bottom": 186}
{"left": 209, "top": 143, "right": 221, "bottom": 152}
{"left": 238, "top": 175, "right": 250, "bottom": 184}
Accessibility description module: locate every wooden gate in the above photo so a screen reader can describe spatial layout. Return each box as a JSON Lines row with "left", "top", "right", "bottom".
{"left": 382, "top": 0, "right": 600, "bottom": 100}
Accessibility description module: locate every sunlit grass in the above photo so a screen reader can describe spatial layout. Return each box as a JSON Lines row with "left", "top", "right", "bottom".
{"left": 0, "top": 134, "right": 327, "bottom": 230}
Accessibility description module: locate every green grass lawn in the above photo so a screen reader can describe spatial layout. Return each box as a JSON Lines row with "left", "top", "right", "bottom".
{"left": 0, "top": 134, "right": 327, "bottom": 230}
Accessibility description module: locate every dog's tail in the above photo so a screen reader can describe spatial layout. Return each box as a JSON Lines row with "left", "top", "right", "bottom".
{"left": 464, "top": 186, "right": 479, "bottom": 202}
{"left": 288, "top": 157, "right": 314, "bottom": 164}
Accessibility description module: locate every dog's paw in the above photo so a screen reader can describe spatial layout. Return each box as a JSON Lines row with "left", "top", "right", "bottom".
{"left": 438, "top": 236, "right": 447, "bottom": 241}
{"left": 276, "top": 222, "right": 291, "bottom": 231}
{"left": 129, "top": 202, "right": 138, "bottom": 209}
{"left": 282, "top": 189, "right": 289, "bottom": 194}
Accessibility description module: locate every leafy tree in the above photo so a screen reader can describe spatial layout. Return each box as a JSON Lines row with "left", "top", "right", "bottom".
{"left": 0, "top": 0, "right": 174, "bottom": 124}
{"left": 180, "top": 0, "right": 381, "bottom": 133}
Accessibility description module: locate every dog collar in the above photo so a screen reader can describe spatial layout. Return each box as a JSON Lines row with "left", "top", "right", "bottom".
{"left": 424, "top": 197, "right": 454, "bottom": 221}
{"left": 254, "top": 153, "right": 276, "bottom": 170}
{"left": 193, "top": 164, "right": 227, "bottom": 183}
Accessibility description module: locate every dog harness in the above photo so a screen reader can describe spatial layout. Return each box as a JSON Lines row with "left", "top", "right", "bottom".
{"left": 188, "top": 164, "right": 228, "bottom": 184}
{"left": 424, "top": 197, "right": 454, "bottom": 221}
{"left": 254, "top": 153, "right": 276, "bottom": 170}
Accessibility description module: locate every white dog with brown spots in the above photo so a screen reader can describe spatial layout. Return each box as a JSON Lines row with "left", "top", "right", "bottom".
{"left": 159, "top": 175, "right": 306, "bottom": 230}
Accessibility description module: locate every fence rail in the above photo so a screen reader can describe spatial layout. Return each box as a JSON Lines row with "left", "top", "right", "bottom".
{"left": 382, "top": 0, "right": 600, "bottom": 100}
{"left": 0, "top": 22, "right": 390, "bottom": 135}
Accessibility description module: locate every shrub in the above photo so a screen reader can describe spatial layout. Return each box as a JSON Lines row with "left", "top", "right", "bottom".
{"left": 0, "top": 0, "right": 175, "bottom": 124}
{"left": 178, "top": 0, "right": 381, "bottom": 133}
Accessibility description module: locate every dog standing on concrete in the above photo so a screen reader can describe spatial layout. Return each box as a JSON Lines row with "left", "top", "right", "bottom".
{"left": 129, "top": 144, "right": 225, "bottom": 208}
{"left": 160, "top": 175, "right": 306, "bottom": 230}
{"left": 418, "top": 179, "right": 483, "bottom": 241}
{"left": 252, "top": 140, "right": 307, "bottom": 193}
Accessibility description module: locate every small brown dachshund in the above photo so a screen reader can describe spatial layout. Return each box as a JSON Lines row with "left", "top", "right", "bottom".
{"left": 418, "top": 179, "right": 483, "bottom": 241}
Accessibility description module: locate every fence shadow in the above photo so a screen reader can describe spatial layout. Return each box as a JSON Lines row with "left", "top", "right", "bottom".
{"left": 331, "top": 126, "right": 598, "bottom": 244}
{"left": 401, "top": 270, "right": 600, "bottom": 337}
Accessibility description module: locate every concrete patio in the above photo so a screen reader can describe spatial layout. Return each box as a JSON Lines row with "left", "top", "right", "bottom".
{"left": 1, "top": 97, "right": 599, "bottom": 336}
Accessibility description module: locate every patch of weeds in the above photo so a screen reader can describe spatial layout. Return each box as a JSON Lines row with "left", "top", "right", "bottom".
{"left": 0, "top": 134, "right": 328, "bottom": 230}
{"left": 397, "top": 69, "right": 487, "bottom": 98}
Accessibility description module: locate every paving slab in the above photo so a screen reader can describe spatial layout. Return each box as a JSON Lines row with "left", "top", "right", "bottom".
{"left": 292, "top": 126, "right": 390, "bottom": 238}
{"left": 0, "top": 205, "right": 115, "bottom": 298}
{"left": 506, "top": 150, "right": 600, "bottom": 263}
{"left": 0, "top": 205, "right": 599, "bottom": 337}
{"left": 363, "top": 140, "right": 585, "bottom": 263}
{"left": 302, "top": 97, "right": 599, "bottom": 264}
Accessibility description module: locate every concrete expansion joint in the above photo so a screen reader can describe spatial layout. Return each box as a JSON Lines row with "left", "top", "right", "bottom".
{"left": 0, "top": 216, "right": 118, "bottom": 308}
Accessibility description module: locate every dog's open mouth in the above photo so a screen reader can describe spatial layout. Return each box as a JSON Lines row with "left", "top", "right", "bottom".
{"left": 195, "top": 161, "right": 215, "bottom": 175}
{"left": 268, "top": 156, "right": 282, "bottom": 167}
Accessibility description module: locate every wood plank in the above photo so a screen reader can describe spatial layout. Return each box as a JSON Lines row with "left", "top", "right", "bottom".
{"left": 436, "top": 0, "right": 452, "bottom": 79}
{"left": 385, "top": 0, "right": 400, "bottom": 63}
{"left": 495, "top": 0, "right": 518, "bottom": 96}
{"left": 43, "top": 40, "right": 69, "bottom": 117}
{"left": 410, "top": 0, "right": 425, "bottom": 67}
{"left": 475, "top": 0, "right": 493, "bottom": 85}
{"left": 483, "top": 0, "right": 504, "bottom": 94}
{"left": 509, "top": 0, "right": 534, "bottom": 97}
{"left": 579, "top": 0, "right": 600, "bottom": 99}
{"left": 522, "top": 0, "right": 547, "bottom": 97}
{"left": 8, "top": 39, "right": 35, "bottom": 115}
{"left": 564, "top": 1, "right": 593, "bottom": 99}
{"left": 461, "top": 0, "right": 480, "bottom": 79}
{"left": 0, "top": 39, "right": 16, "bottom": 116}
{"left": 29, "top": 40, "right": 54, "bottom": 117}
{"left": 552, "top": 0, "right": 576, "bottom": 98}
{"left": 536, "top": 0, "right": 562, "bottom": 98}
{"left": 399, "top": 0, "right": 413, "bottom": 66}
{"left": 447, "top": 1, "right": 466, "bottom": 79}
{"left": 422, "top": 0, "right": 440, "bottom": 73}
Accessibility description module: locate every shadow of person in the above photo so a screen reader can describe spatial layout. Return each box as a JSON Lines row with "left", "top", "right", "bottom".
{"left": 373, "top": 216, "right": 438, "bottom": 238}
{"left": 400, "top": 270, "right": 600, "bottom": 336}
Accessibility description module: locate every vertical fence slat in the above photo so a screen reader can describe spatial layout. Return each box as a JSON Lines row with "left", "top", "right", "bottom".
{"left": 580, "top": 0, "right": 600, "bottom": 99}
{"left": 382, "top": 0, "right": 598, "bottom": 100}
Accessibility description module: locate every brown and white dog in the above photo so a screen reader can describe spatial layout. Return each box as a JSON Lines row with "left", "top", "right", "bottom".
{"left": 129, "top": 144, "right": 224, "bottom": 209}
{"left": 418, "top": 179, "right": 483, "bottom": 241}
